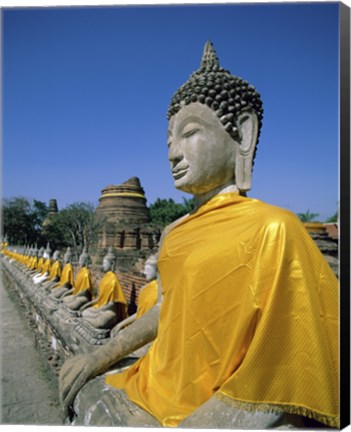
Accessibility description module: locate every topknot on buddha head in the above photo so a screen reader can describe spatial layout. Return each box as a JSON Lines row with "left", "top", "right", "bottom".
{"left": 167, "top": 41, "right": 263, "bottom": 154}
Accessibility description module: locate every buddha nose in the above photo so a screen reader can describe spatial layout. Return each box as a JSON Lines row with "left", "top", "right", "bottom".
{"left": 168, "top": 142, "right": 183, "bottom": 166}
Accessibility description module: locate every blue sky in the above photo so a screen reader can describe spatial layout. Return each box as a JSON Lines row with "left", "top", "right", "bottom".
{"left": 2, "top": 2, "right": 340, "bottom": 221}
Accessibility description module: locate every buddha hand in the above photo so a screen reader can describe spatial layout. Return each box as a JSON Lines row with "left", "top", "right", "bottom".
{"left": 59, "top": 353, "right": 99, "bottom": 417}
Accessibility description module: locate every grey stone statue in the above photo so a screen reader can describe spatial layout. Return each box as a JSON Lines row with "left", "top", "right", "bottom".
{"left": 110, "top": 253, "right": 158, "bottom": 338}
{"left": 33, "top": 243, "right": 52, "bottom": 284}
{"left": 59, "top": 41, "right": 338, "bottom": 429}
{"left": 78, "top": 247, "right": 127, "bottom": 330}
{"left": 60, "top": 248, "right": 93, "bottom": 309}
{"left": 37, "top": 249, "right": 61, "bottom": 287}
{"left": 58, "top": 42, "right": 277, "bottom": 427}
{"left": 50, "top": 247, "right": 74, "bottom": 298}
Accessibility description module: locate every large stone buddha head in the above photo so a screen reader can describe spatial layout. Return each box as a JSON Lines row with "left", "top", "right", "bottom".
{"left": 167, "top": 41, "right": 263, "bottom": 196}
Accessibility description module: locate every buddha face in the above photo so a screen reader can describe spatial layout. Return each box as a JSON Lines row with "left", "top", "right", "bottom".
{"left": 102, "top": 258, "right": 112, "bottom": 272}
{"left": 168, "top": 102, "right": 237, "bottom": 195}
{"left": 79, "top": 254, "right": 88, "bottom": 267}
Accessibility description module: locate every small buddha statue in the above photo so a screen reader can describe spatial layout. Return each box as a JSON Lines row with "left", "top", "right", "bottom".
{"left": 40, "top": 250, "right": 62, "bottom": 288}
{"left": 60, "top": 248, "right": 93, "bottom": 310}
{"left": 79, "top": 247, "right": 127, "bottom": 330}
{"left": 28, "top": 246, "right": 44, "bottom": 275}
{"left": 33, "top": 243, "right": 52, "bottom": 284}
{"left": 59, "top": 41, "right": 339, "bottom": 429}
{"left": 50, "top": 247, "right": 75, "bottom": 298}
{"left": 111, "top": 253, "right": 158, "bottom": 337}
{"left": 23, "top": 246, "right": 37, "bottom": 274}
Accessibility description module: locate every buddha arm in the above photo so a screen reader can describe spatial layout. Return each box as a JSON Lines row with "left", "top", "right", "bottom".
{"left": 59, "top": 303, "right": 160, "bottom": 416}
{"left": 80, "top": 298, "right": 98, "bottom": 311}
{"left": 60, "top": 288, "right": 74, "bottom": 298}
{"left": 111, "top": 313, "right": 137, "bottom": 337}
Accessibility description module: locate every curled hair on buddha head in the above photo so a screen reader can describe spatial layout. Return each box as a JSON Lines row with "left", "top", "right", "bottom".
{"left": 167, "top": 41, "right": 263, "bottom": 166}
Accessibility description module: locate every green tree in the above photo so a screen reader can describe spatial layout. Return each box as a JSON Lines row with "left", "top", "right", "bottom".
{"left": 297, "top": 210, "right": 320, "bottom": 223}
{"left": 149, "top": 197, "right": 195, "bottom": 226}
{"left": 326, "top": 204, "right": 338, "bottom": 223}
{"left": 2, "top": 197, "right": 48, "bottom": 245}
{"left": 326, "top": 212, "right": 338, "bottom": 223}
{"left": 44, "top": 202, "right": 104, "bottom": 254}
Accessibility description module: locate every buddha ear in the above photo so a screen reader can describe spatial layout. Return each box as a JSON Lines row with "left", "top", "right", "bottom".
{"left": 235, "top": 110, "right": 258, "bottom": 192}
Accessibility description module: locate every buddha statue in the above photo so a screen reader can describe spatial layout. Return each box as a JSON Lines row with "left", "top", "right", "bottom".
{"left": 110, "top": 253, "right": 158, "bottom": 337}
{"left": 59, "top": 42, "right": 339, "bottom": 428}
{"left": 40, "top": 250, "right": 62, "bottom": 288}
{"left": 33, "top": 243, "right": 52, "bottom": 284}
{"left": 28, "top": 246, "right": 44, "bottom": 275}
{"left": 78, "top": 247, "right": 127, "bottom": 330}
{"left": 59, "top": 248, "right": 93, "bottom": 309}
{"left": 23, "top": 245, "right": 37, "bottom": 274}
{"left": 50, "top": 247, "right": 75, "bottom": 297}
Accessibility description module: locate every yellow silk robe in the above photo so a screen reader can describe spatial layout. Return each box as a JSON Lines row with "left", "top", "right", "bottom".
{"left": 93, "top": 271, "right": 127, "bottom": 309}
{"left": 40, "top": 258, "right": 52, "bottom": 275}
{"left": 28, "top": 256, "right": 37, "bottom": 269}
{"left": 48, "top": 260, "right": 62, "bottom": 280}
{"left": 72, "top": 267, "right": 93, "bottom": 296}
{"left": 136, "top": 280, "right": 158, "bottom": 318}
{"left": 106, "top": 193, "right": 339, "bottom": 427}
{"left": 36, "top": 257, "right": 44, "bottom": 273}
{"left": 55, "top": 263, "right": 74, "bottom": 288}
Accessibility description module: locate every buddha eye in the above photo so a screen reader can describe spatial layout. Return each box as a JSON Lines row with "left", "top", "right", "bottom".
{"left": 182, "top": 128, "right": 199, "bottom": 138}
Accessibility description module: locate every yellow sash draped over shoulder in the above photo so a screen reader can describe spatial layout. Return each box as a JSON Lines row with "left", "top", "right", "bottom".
{"left": 30, "top": 257, "right": 38, "bottom": 269}
{"left": 36, "top": 257, "right": 44, "bottom": 273}
{"left": 136, "top": 279, "right": 158, "bottom": 318}
{"left": 56, "top": 263, "right": 74, "bottom": 288}
{"left": 40, "top": 258, "right": 52, "bottom": 275}
{"left": 48, "top": 260, "right": 62, "bottom": 280}
{"left": 105, "top": 193, "right": 338, "bottom": 427}
{"left": 93, "top": 271, "right": 126, "bottom": 309}
{"left": 73, "top": 267, "right": 93, "bottom": 296}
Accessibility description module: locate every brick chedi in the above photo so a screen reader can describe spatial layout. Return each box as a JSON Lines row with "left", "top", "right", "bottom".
{"left": 96, "top": 177, "right": 160, "bottom": 272}
{"left": 43, "top": 199, "right": 59, "bottom": 227}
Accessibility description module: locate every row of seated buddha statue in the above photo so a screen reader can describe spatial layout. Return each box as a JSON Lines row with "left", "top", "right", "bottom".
{"left": 1, "top": 243, "right": 159, "bottom": 353}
